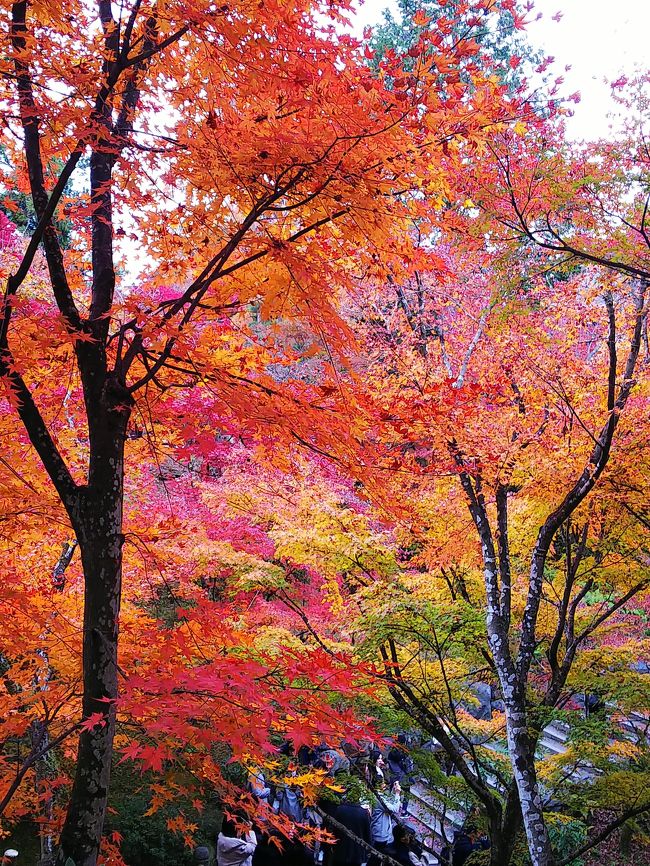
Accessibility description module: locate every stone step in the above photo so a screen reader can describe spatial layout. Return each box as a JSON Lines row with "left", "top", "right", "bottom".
{"left": 619, "top": 712, "right": 649, "bottom": 733}
{"left": 403, "top": 811, "right": 447, "bottom": 860}
{"left": 574, "top": 765, "right": 598, "bottom": 784}
{"left": 406, "top": 781, "right": 469, "bottom": 850}
{"left": 407, "top": 801, "right": 466, "bottom": 839}
{"left": 538, "top": 721, "right": 570, "bottom": 756}
{"left": 544, "top": 721, "right": 570, "bottom": 741}
{"left": 395, "top": 706, "right": 648, "bottom": 856}
{"left": 538, "top": 737, "right": 567, "bottom": 755}
{"left": 410, "top": 782, "right": 467, "bottom": 826}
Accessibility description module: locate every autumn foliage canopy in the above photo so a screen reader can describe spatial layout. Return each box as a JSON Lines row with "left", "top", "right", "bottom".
{"left": 0, "top": 2, "right": 649, "bottom": 866}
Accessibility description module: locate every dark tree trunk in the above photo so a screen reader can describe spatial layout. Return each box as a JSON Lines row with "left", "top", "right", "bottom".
{"left": 56, "top": 383, "right": 131, "bottom": 866}
{"left": 490, "top": 829, "right": 519, "bottom": 866}
{"left": 489, "top": 782, "right": 522, "bottom": 866}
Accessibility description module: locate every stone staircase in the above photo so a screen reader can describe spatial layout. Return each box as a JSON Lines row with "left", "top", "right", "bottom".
{"left": 369, "top": 706, "right": 649, "bottom": 863}
{"left": 407, "top": 779, "right": 466, "bottom": 847}
{"left": 402, "top": 717, "right": 584, "bottom": 861}
{"left": 537, "top": 720, "right": 570, "bottom": 757}
{"left": 618, "top": 709, "right": 650, "bottom": 742}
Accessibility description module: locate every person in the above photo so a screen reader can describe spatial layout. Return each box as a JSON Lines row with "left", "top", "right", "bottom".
{"left": 450, "top": 825, "right": 490, "bottom": 866}
{"left": 382, "top": 824, "right": 425, "bottom": 866}
{"left": 585, "top": 691, "right": 605, "bottom": 719}
{"left": 217, "top": 816, "right": 257, "bottom": 866}
{"left": 386, "top": 736, "right": 413, "bottom": 815}
{"left": 386, "top": 736, "right": 412, "bottom": 782}
{"left": 371, "top": 754, "right": 386, "bottom": 787}
{"left": 248, "top": 767, "right": 272, "bottom": 804}
{"left": 314, "top": 744, "right": 351, "bottom": 775}
{"left": 329, "top": 794, "right": 371, "bottom": 866}
{"left": 369, "top": 781, "right": 401, "bottom": 852}
{"left": 275, "top": 765, "right": 304, "bottom": 823}
{"left": 304, "top": 802, "right": 324, "bottom": 865}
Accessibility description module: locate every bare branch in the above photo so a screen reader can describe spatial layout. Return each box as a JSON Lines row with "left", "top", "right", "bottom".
{"left": 517, "top": 283, "right": 647, "bottom": 681}
{"left": 453, "top": 305, "right": 489, "bottom": 389}
{"left": 0, "top": 352, "right": 78, "bottom": 510}
{"left": 556, "top": 802, "right": 650, "bottom": 866}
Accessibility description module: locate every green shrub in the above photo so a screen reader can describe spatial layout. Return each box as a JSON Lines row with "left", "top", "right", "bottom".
{"left": 464, "top": 851, "right": 491, "bottom": 866}
{"left": 106, "top": 763, "right": 220, "bottom": 866}
{"left": 547, "top": 814, "right": 587, "bottom": 866}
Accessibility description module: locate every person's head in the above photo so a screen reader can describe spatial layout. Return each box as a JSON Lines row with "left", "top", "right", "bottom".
{"left": 397, "top": 734, "right": 407, "bottom": 746}
{"left": 464, "top": 824, "right": 478, "bottom": 842}
{"left": 392, "top": 824, "right": 415, "bottom": 846}
{"left": 221, "top": 816, "right": 250, "bottom": 839}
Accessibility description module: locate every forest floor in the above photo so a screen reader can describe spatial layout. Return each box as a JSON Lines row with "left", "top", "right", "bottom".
{"left": 583, "top": 812, "right": 650, "bottom": 866}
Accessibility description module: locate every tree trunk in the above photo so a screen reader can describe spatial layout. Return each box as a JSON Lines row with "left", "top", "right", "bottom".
{"left": 55, "top": 384, "right": 130, "bottom": 866}
{"left": 32, "top": 719, "right": 55, "bottom": 866}
{"left": 502, "top": 699, "right": 551, "bottom": 866}
{"left": 489, "top": 783, "right": 522, "bottom": 866}
{"left": 490, "top": 830, "right": 519, "bottom": 866}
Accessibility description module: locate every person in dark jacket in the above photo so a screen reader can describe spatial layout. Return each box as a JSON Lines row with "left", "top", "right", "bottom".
{"left": 251, "top": 830, "right": 311, "bottom": 866}
{"left": 377, "top": 823, "right": 424, "bottom": 866}
{"left": 585, "top": 691, "right": 605, "bottom": 719}
{"left": 250, "top": 830, "right": 283, "bottom": 866}
{"left": 386, "top": 735, "right": 412, "bottom": 782}
{"left": 451, "top": 826, "right": 490, "bottom": 866}
{"left": 329, "top": 798, "right": 371, "bottom": 866}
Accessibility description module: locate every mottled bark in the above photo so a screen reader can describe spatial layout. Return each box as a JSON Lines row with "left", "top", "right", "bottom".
{"left": 448, "top": 283, "right": 649, "bottom": 866}
{"left": 450, "top": 445, "right": 553, "bottom": 866}
{"left": 502, "top": 703, "right": 551, "bottom": 866}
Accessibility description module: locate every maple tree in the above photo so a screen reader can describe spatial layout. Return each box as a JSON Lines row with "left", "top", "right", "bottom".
{"left": 339, "top": 78, "right": 650, "bottom": 865}
{"left": 3, "top": 2, "right": 648, "bottom": 866}
{"left": 203, "top": 70, "right": 650, "bottom": 866}
{"left": 145, "top": 247, "right": 650, "bottom": 866}
{"left": 0, "top": 416, "right": 381, "bottom": 853}
{"left": 0, "top": 1, "right": 533, "bottom": 865}
{"left": 371, "top": 0, "right": 539, "bottom": 90}
{"left": 156, "top": 346, "right": 650, "bottom": 866}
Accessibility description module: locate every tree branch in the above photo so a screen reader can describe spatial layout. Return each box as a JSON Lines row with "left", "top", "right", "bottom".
{"left": 0, "top": 722, "right": 80, "bottom": 817}
{"left": 556, "top": 802, "right": 650, "bottom": 866}
{"left": 0, "top": 354, "right": 78, "bottom": 510}
{"left": 9, "top": 1, "right": 82, "bottom": 333}
{"left": 517, "top": 283, "right": 647, "bottom": 681}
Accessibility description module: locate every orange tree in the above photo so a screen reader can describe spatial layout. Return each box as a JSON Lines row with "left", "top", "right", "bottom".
{"left": 0, "top": 1, "right": 527, "bottom": 864}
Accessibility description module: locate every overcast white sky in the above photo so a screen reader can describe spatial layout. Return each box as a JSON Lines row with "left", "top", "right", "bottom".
{"left": 352, "top": 0, "right": 650, "bottom": 141}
